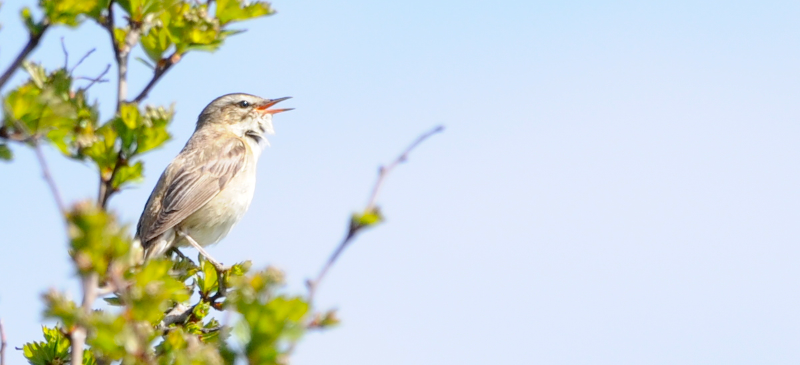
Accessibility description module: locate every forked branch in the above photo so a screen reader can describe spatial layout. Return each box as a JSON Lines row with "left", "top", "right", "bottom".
{"left": 306, "top": 125, "right": 445, "bottom": 304}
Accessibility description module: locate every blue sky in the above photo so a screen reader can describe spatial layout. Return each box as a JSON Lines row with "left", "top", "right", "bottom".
{"left": 2, "top": 0, "right": 800, "bottom": 363}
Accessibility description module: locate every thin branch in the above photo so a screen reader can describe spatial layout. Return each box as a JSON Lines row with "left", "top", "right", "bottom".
{"left": 0, "top": 24, "right": 50, "bottom": 90}
{"left": 365, "top": 125, "right": 444, "bottom": 211}
{"left": 77, "top": 63, "right": 112, "bottom": 90}
{"left": 102, "top": 2, "right": 141, "bottom": 112}
{"left": 70, "top": 48, "right": 97, "bottom": 74}
{"left": 33, "top": 141, "right": 67, "bottom": 215}
{"left": 71, "top": 273, "right": 98, "bottom": 365}
{"left": 306, "top": 125, "right": 445, "bottom": 304}
{"left": 0, "top": 318, "right": 6, "bottom": 365}
{"left": 60, "top": 37, "right": 69, "bottom": 70}
{"left": 131, "top": 53, "right": 181, "bottom": 104}
{"left": 98, "top": 151, "right": 123, "bottom": 208}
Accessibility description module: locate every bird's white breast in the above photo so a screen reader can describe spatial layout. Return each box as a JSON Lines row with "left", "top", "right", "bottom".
{"left": 177, "top": 145, "right": 258, "bottom": 247}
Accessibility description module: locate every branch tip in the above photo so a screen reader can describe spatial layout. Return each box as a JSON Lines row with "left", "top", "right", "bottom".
{"left": 306, "top": 125, "right": 444, "bottom": 305}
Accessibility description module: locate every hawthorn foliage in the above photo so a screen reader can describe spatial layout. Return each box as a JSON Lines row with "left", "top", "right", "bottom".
{"left": 0, "top": 1, "right": 355, "bottom": 364}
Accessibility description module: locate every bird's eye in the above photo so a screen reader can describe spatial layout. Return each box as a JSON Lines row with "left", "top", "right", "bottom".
{"left": 238, "top": 100, "right": 250, "bottom": 108}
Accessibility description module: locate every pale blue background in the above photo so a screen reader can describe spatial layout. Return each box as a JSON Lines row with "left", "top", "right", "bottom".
{"left": 2, "top": 1, "right": 800, "bottom": 364}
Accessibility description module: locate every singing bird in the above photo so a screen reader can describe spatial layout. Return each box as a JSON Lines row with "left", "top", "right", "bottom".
{"left": 136, "top": 93, "right": 292, "bottom": 268}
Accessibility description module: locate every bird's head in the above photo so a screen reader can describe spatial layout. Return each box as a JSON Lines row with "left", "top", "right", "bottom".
{"left": 197, "top": 93, "right": 293, "bottom": 145}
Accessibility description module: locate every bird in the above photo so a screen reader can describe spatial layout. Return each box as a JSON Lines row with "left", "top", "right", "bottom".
{"left": 135, "top": 93, "right": 293, "bottom": 269}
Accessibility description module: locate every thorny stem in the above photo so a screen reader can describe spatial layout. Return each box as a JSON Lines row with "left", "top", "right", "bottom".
{"left": 0, "top": 24, "right": 50, "bottom": 90}
{"left": 306, "top": 125, "right": 445, "bottom": 305}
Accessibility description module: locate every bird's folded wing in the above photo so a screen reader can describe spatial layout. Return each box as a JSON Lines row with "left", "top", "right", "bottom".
{"left": 138, "top": 138, "right": 247, "bottom": 246}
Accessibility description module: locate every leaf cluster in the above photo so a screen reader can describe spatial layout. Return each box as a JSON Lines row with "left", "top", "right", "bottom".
{"left": 27, "top": 227, "right": 330, "bottom": 365}
{"left": 0, "top": 1, "right": 349, "bottom": 364}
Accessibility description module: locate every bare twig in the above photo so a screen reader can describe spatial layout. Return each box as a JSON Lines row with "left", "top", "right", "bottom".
{"left": 131, "top": 53, "right": 181, "bottom": 104}
{"left": 0, "top": 24, "right": 50, "bottom": 90}
{"left": 33, "top": 141, "right": 67, "bottom": 215}
{"left": 78, "top": 63, "right": 112, "bottom": 90}
{"left": 0, "top": 318, "right": 7, "bottom": 365}
{"left": 70, "top": 48, "right": 97, "bottom": 74}
{"left": 60, "top": 37, "right": 69, "bottom": 70}
{"left": 306, "top": 125, "right": 444, "bottom": 304}
{"left": 365, "top": 125, "right": 444, "bottom": 211}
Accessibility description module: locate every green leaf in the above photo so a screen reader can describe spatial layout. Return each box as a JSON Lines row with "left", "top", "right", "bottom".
{"left": 111, "top": 160, "right": 143, "bottom": 188}
{"left": 102, "top": 295, "right": 124, "bottom": 306}
{"left": 40, "top": 0, "right": 110, "bottom": 26}
{"left": 22, "top": 326, "right": 71, "bottom": 365}
{"left": 113, "top": 27, "right": 127, "bottom": 47}
{"left": 117, "top": 0, "right": 176, "bottom": 22}
{"left": 67, "top": 201, "right": 132, "bottom": 276}
{"left": 20, "top": 7, "right": 45, "bottom": 36}
{"left": 3, "top": 62, "right": 100, "bottom": 159}
{"left": 197, "top": 256, "right": 219, "bottom": 296}
{"left": 216, "top": 0, "right": 273, "bottom": 25}
{"left": 128, "top": 259, "right": 190, "bottom": 323}
{"left": 43, "top": 289, "right": 80, "bottom": 327}
{"left": 140, "top": 25, "right": 173, "bottom": 62}
{"left": 351, "top": 207, "right": 384, "bottom": 231}
{"left": 230, "top": 260, "right": 252, "bottom": 277}
{"left": 171, "top": 252, "right": 200, "bottom": 282}
{"left": 82, "top": 349, "right": 98, "bottom": 365}
{"left": 82, "top": 124, "right": 118, "bottom": 177}
{"left": 0, "top": 144, "right": 12, "bottom": 160}
{"left": 311, "top": 309, "right": 341, "bottom": 329}
{"left": 134, "top": 56, "right": 156, "bottom": 70}
{"left": 227, "top": 267, "right": 310, "bottom": 364}
{"left": 136, "top": 105, "right": 173, "bottom": 154}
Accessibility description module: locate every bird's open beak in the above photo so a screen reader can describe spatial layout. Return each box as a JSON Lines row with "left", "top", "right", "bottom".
{"left": 256, "top": 97, "right": 294, "bottom": 114}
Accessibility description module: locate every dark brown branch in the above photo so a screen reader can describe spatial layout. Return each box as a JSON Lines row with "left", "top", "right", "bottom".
{"left": 98, "top": 151, "right": 124, "bottom": 209}
{"left": 0, "top": 24, "right": 50, "bottom": 90}
{"left": 0, "top": 318, "right": 6, "bottom": 365}
{"left": 131, "top": 53, "right": 180, "bottom": 104}
{"left": 33, "top": 141, "right": 67, "bottom": 215}
{"left": 306, "top": 125, "right": 445, "bottom": 304}
{"left": 101, "top": 2, "right": 120, "bottom": 66}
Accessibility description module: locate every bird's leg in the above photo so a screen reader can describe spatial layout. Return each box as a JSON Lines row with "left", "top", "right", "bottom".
{"left": 175, "top": 229, "right": 229, "bottom": 272}
{"left": 168, "top": 247, "right": 192, "bottom": 262}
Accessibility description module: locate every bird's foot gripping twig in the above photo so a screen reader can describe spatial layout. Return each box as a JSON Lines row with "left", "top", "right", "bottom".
{"left": 175, "top": 230, "right": 229, "bottom": 273}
